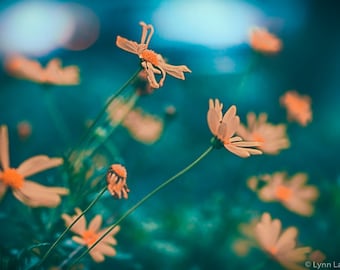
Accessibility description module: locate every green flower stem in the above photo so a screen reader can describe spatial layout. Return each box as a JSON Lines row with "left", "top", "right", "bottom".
{"left": 69, "top": 145, "right": 214, "bottom": 267}
{"left": 36, "top": 186, "right": 107, "bottom": 268}
{"left": 66, "top": 67, "right": 142, "bottom": 162}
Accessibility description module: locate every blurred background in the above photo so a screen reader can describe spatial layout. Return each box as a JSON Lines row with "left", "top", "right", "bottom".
{"left": 0, "top": 0, "right": 339, "bottom": 269}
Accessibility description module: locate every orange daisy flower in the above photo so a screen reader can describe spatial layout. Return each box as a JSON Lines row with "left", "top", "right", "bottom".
{"left": 280, "top": 90, "right": 312, "bottom": 126}
{"left": 116, "top": 21, "right": 191, "bottom": 88}
{"left": 62, "top": 208, "right": 120, "bottom": 262}
{"left": 0, "top": 125, "right": 68, "bottom": 207}
{"left": 123, "top": 108, "right": 163, "bottom": 144}
{"left": 249, "top": 27, "right": 282, "bottom": 54}
{"left": 207, "top": 99, "right": 262, "bottom": 158}
{"left": 255, "top": 212, "right": 311, "bottom": 270}
{"left": 237, "top": 112, "right": 290, "bottom": 154}
{"left": 106, "top": 164, "right": 129, "bottom": 199}
{"left": 255, "top": 172, "right": 319, "bottom": 216}
{"left": 4, "top": 55, "right": 80, "bottom": 85}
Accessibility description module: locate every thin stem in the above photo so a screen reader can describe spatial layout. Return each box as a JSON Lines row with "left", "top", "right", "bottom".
{"left": 69, "top": 145, "right": 214, "bottom": 267}
{"left": 66, "top": 67, "right": 142, "bottom": 161}
{"left": 35, "top": 186, "right": 107, "bottom": 268}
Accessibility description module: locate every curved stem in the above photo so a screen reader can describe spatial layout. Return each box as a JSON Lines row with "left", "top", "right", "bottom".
{"left": 35, "top": 186, "right": 107, "bottom": 268}
{"left": 69, "top": 145, "right": 214, "bottom": 267}
{"left": 66, "top": 68, "right": 142, "bottom": 162}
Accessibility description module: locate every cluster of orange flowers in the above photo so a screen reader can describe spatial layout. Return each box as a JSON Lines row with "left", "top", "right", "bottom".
{"left": 1, "top": 20, "right": 321, "bottom": 268}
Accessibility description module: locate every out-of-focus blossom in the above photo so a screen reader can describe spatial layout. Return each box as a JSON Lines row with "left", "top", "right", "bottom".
{"left": 253, "top": 172, "right": 319, "bottom": 216}
{"left": 232, "top": 217, "right": 259, "bottom": 257}
{"left": 106, "top": 164, "right": 129, "bottom": 199}
{"left": 106, "top": 96, "right": 137, "bottom": 125}
{"left": 280, "top": 90, "right": 312, "bottom": 126}
{"left": 16, "top": 120, "right": 32, "bottom": 141}
{"left": 207, "top": 99, "right": 262, "bottom": 158}
{"left": 0, "top": 125, "right": 68, "bottom": 207}
{"left": 106, "top": 97, "right": 163, "bottom": 144}
{"left": 237, "top": 112, "right": 290, "bottom": 155}
{"left": 4, "top": 55, "right": 80, "bottom": 85}
{"left": 255, "top": 212, "right": 311, "bottom": 270}
{"left": 249, "top": 27, "right": 282, "bottom": 54}
{"left": 62, "top": 208, "right": 120, "bottom": 262}
{"left": 123, "top": 108, "right": 164, "bottom": 144}
{"left": 116, "top": 21, "right": 191, "bottom": 88}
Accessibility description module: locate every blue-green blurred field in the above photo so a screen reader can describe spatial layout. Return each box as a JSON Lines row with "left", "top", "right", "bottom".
{"left": 0, "top": 1, "right": 339, "bottom": 269}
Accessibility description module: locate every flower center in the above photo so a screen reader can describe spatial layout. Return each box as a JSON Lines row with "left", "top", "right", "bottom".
{"left": 275, "top": 185, "right": 292, "bottom": 201}
{"left": 252, "top": 132, "right": 265, "bottom": 143}
{"left": 81, "top": 229, "right": 99, "bottom": 246}
{"left": 0, "top": 168, "right": 25, "bottom": 189}
{"left": 268, "top": 246, "right": 278, "bottom": 255}
{"left": 140, "top": 49, "right": 159, "bottom": 66}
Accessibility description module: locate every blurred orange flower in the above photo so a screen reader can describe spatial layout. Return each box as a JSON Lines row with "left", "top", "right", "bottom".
{"left": 255, "top": 212, "right": 311, "bottom": 270}
{"left": 0, "top": 125, "right": 68, "bottom": 207}
{"left": 116, "top": 21, "right": 191, "bottom": 88}
{"left": 106, "top": 97, "right": 163, "bottom": 144}
{"left": 280, "top": 90, "right": 312, "bottom": 126}
{"left": 249, "top": 27, "right": 282, "bottom": 54}
{"left": 62, "top": 208, "right": 120, "bottom": 262}
{"left": 207, "top": 99, "right": 262, "bottom": 158}
{"left": 123, "top": 108, "right": 163, "bottom": 144}
{"left": 237, "top": 112, "right": 290, "bottom": 154}
{"left": 4, "top": 55, "right": 80, "bottom": 85}
{"left": 254, "top": 172, "right": 319, "bottom": 216}
{"left": 106, "top": 164, "right": 129, "bottom": 199}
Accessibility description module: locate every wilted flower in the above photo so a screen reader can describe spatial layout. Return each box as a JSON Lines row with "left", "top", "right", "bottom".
{"left": 237, "top": 112, "right": 290, "bottom": 154}
{"left": 254, "top": 172, "right": 319, "bottom": 216}
{"left": 0, "top": 125, "right": 68, "bottom": 207}
{"left": 280, "top": 90, "right": 312, "bottom": 126}
{"left": 207, "top": 99, "right": 262, "bottom": 158}
{"left": 4, "top": 55, "right": 80, "bottom": 85}
{"left": 116, "top": 21, "right": 191, "bottom": 88}
{"left": 106, "top": 164, "right": 129, "bottom": 199}
{"left": 123, "top": 108, "right": 163, "bottom": 144}
{"left": 249, "top": 27, "right": 282, "bottom": 54}
{"left": 62, "top": 208, "right": 120, "bottom": 262}
{"left": 255, "top": 212, "right": 311, "bottom": 270}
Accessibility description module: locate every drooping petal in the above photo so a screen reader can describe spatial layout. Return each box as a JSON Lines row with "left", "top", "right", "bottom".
{"left": 142, "top": 61, "right": 161, "bottom": 88}
{"left": 116, "top": 36, "right": 140, "bottom": 55}
{"left": 0, "top": 125, "right": 10, "bottom": 170}
{"left": 162, "top": 62, "right": 192, "bottom": 80}
{"left": 17, "top": 155, "right": 63, "bottom": 178}
{"left": 12, "top": 180, "right": 68, "bottom": 208}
